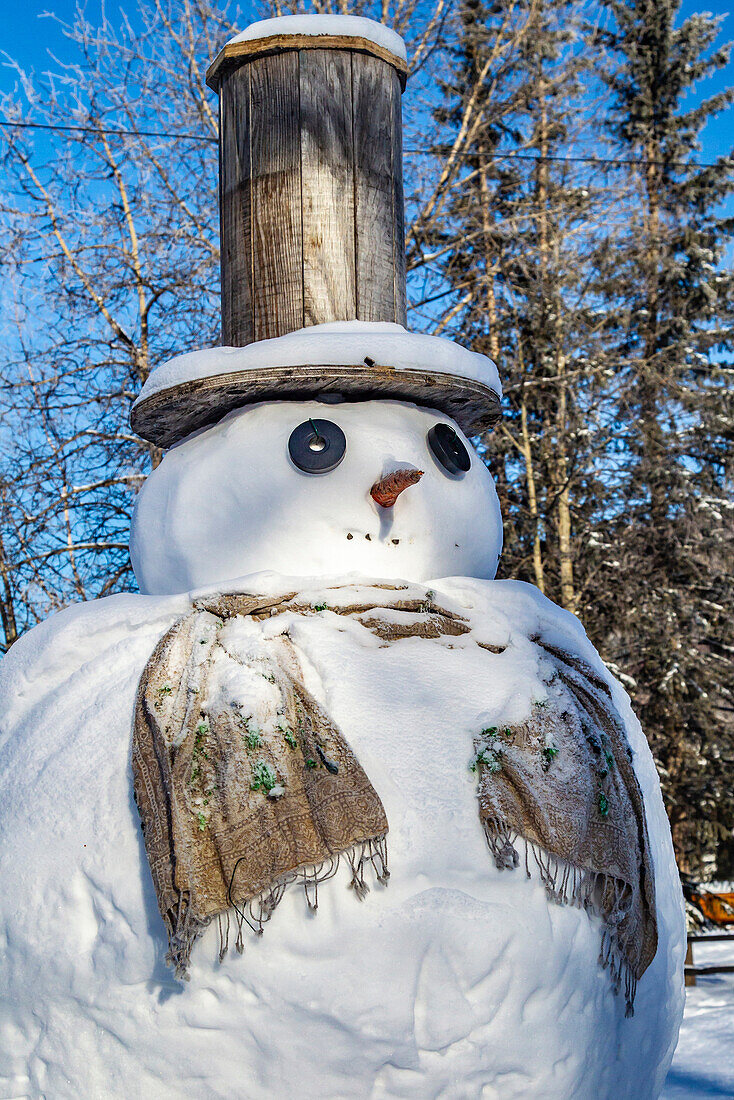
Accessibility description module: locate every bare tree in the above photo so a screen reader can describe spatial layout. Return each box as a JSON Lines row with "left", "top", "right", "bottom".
{"left": 0, "top": 0, "right": 232, "bottom": 642}
{"left": 411, "top": 0, "right": 627, "bottom": 620}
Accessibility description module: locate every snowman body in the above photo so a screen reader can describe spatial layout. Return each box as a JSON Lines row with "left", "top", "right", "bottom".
{"left": 0, "top": 14, "right": 684, "bottom": 1093}
{"left": 0, "top": 397, "right": 684, "bottom": 1100}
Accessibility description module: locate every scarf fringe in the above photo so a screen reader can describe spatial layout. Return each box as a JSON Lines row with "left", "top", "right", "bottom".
{"left": 163, "top": 894, "right": 212, "bottom": 982}
{"left": 166, "top": 835, "right": 389, "bottom": 980}
{"left": 482, "top": 818, "right": 638, "bottom": 1016}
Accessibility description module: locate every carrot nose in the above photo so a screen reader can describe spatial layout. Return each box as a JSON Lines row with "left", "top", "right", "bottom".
{"left": 370, "top": 468, "right": 424, "bottom": 508}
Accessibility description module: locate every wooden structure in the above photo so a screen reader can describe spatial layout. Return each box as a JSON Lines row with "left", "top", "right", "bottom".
{"left": 130, "top": 17, "right": 503, "bottom": 449}
{"left": 685, "top": 932, "right": 734, "bottom": 987}
{"left": 207, "top": 31, "right": 408, "bottom": 346}
{"left": 131, "top": 361, "right": 500, "bottom": 450}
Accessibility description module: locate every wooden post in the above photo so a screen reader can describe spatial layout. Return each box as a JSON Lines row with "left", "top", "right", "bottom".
{"left": 207, "top": 32, "right": 408, "bottom": 346}
{"left": 685, "top": 939, "right": 696, "bottom": 987}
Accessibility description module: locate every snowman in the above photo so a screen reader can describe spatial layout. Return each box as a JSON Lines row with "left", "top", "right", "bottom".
{"left": 0, "top": 15, "right": 684, "bottom": 1100}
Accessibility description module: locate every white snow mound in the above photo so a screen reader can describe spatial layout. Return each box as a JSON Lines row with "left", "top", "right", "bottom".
{"left": 0, "top": 576, "right": 684, "bottom": 1099}
{"left": 226, "top": 15, "right": 407, "bottom": 64}
{"left": 133, "top": 322, "right": 502, "bottom": 406}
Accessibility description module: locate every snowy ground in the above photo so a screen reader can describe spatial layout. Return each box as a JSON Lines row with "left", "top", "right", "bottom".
{"left": 663, "top": 939, "right": 734, "bottom": 1099}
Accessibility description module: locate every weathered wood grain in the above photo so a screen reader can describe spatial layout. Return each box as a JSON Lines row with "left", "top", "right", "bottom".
{"left": 219, "top": 42, "right": 406, "bottom": 343}
{"left": 131, "top": 365, "right": 502, "bottom": 449}
{"left": 220, "top": 67, "right": 253, "bottom": 346}
{"left": 249, "top": 51, "right": 304, "bottom": 340}
{"left": 353, "top": 54, "right": 399, "bottom": 324}
{"left": 390, "top": 67, "right": 407, "bottom": 327}
{"left": 300, "top": 49, "right": 357, "bottom": 327}
{"left": 207, "top": 33, "right": 408, "bottom": 93}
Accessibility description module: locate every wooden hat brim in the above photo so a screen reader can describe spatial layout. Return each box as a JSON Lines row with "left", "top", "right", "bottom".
{"left": 206, "top": 33, "right": 409, "bottom": 92}
{"left": 131, "top": 364, "right": 501, "bottom": 449}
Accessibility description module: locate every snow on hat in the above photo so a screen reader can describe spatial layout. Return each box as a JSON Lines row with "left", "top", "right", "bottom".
{"left": 130, "top": 16, "right": 501, "bottom": 448}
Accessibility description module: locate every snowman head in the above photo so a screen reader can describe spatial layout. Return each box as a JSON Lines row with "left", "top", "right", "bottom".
{"left": 129, "top": 17, "right": 503, "bottom": 596}
{"left": 130, "top": 398, "right": 502, "bottom": 595}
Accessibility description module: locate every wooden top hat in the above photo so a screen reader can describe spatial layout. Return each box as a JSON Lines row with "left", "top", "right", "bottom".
{"left": 131, "top": 15, "right": 501, "bottom": 447}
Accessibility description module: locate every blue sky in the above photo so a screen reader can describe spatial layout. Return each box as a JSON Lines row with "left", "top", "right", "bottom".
{"left": 1, "top": 1, "right": 88, "bottom": 82}
{"left": 3, "top": 0, "right": 734, "bottom": 161}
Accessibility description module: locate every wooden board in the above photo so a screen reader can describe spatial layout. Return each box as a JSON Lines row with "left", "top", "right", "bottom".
{"left": 131, "top": 365, "right": 502, "bottom": 449}
{"left": 353, "top": 54, "right": 400, "bottom": 325}
{"left": 207, "top": 33, "right": 408, "bottom": 92}
{"left": 300, "top": 49, "right": 357, "bottom": 327}
{"left": 249, "top": 51, "right": 303, "bottom": 341}
{"left": 219, "top": 67, "right": 252, "bottom": 346}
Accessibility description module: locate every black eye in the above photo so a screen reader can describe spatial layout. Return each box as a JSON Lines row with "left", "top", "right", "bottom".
{"left": 427, "top": 423, "right": 471, "bottom": 476}
{"left": 288, "top": 419, "right": 346, "bottom": 474}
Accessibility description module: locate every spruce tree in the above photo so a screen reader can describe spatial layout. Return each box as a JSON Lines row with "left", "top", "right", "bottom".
{"left": 421, "top": 0, "right": 612, "bottom": 615}
{"left": 595, "top": 0, "right": 734, "bottom": 876}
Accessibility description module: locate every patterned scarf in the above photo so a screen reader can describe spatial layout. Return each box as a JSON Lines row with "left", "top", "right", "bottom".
{"left": 132, "top": 585, "right": 656, "bottom": 1014}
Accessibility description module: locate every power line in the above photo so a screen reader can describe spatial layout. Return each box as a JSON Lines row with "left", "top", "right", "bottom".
{"left": 0, "top": 119, "right": 216, "bottom": 143}
{"left": 1, "top": 117, "right": 730, "bottom": 171}
{"left": 404, "top": 147, "right": 731, "bottom": 171}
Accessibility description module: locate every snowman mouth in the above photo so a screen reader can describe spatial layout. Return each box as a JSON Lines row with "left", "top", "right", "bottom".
{"left": 370, "top": 468, "right": 424, "bottom": 508}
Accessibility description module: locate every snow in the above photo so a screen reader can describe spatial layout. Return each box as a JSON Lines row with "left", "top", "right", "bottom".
{"left": 226, "top": 15, "right": 407, "bottom": 64}
{"left": 130, "top": 400, "right": 504, "bottom": 595}
{"left": 133, "top": 321, "right": 502, "bottom": 406}
{"left": 0, "top": 574, "right": 684, "bottom": 1099}
{"left": 662, "top": 943, "right": 734, "bottom": 1099}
